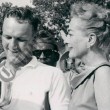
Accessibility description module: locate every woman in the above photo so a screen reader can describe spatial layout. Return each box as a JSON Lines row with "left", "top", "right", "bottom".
{"left": 64, "top": 2, "right": 110, "bottom": 110}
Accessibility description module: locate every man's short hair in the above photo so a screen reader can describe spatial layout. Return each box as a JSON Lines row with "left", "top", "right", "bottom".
{"left": 3, "top": 7, "right": 40, "bottom": 32}
{"left": 35, "top": 30, "right": 59, "bottom": 52}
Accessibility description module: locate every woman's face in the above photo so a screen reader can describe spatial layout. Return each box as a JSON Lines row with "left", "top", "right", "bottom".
{"left": 64, "top": 17, "right": 89, "bottom": 59}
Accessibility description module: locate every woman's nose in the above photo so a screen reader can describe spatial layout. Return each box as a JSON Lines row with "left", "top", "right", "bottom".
{"left": 64, "top": 35, "right": 70, "bottom": 44}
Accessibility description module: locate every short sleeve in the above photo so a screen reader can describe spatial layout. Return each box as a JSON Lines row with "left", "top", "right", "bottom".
{"left": 49, "top": 69, "right": 71, "bottom": 110}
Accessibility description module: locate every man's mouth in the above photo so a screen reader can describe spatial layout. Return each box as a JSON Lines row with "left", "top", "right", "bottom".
{"left": 9, "top": 49, "right": 19, "bottom": 53}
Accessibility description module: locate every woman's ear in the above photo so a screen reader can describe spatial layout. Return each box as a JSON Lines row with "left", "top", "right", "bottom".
{"left": 87, "top": 33, "right": 97, "bottom": 48}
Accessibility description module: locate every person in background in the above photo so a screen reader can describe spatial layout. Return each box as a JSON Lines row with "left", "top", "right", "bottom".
{"left": 33, "top": 30, "right": 60, "bottom": 67}
{"left": 64, "top": 1, "right": 110, "bottom": 110}
{"left": 59, "top": 51, "right": 71, "bottom": 73}
{"left": 0, "top": 7, "right": 70, "bottom": 110}
{"left": 59, "top": 51, "right": 85, "bottom": 92}
{"left": 33, "top": 30, "right": 60, "bottom": 110}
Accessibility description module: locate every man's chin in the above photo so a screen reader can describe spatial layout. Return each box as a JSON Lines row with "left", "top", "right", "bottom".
{"left": 8, "top": 58, "right": 21, "bottom": 65}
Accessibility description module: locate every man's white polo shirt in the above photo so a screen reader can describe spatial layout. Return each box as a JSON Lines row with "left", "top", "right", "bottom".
{"left": 0, "top": 56, "right": 70, "bottom": 110}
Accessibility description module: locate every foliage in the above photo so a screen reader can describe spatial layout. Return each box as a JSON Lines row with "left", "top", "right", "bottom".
{"left": 0, "top": 2, "right": 13, "bottom": 34}
{"left": 32, "top": 0, "right": 110, "bottom": 49}
{"left": 0, "top": 0, "right": 110, "bottom": 53}
{"left": 0, "top": 2, "right": 13, "bottom": 53}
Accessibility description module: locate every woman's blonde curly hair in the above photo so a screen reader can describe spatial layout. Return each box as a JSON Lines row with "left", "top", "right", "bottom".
{"left": 70, "top": 1, "right": 110, "bottom": 53}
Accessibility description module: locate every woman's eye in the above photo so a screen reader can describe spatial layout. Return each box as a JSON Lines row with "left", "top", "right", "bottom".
{"left": 69, "top": 34, "right": 73, "bottom": 36}
{"left": 68, "top": 33, "right": 73, "bottom": 38}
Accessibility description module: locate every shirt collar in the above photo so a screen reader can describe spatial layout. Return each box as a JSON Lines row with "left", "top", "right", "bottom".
{"left": 70, "top": 62, "right": 110, "bottom": 89}
{"left": 20, "top": 56, "right": 38, "bottom": 69}
{"left": 2, "top": 56, "right": 44, "bottom": 72}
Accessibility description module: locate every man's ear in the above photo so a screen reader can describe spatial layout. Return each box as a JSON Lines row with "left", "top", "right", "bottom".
{"left": 87, "top": 33, "right": 97, "bottom": 48}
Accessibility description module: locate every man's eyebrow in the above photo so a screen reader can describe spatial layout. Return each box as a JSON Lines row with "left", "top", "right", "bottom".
{"left": 2, "top": 34, "right": 11, "bottom": 37}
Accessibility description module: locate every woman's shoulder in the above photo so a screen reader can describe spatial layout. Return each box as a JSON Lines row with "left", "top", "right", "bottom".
{"left": 94, "top": 62, "right": 110, "bottom": 82}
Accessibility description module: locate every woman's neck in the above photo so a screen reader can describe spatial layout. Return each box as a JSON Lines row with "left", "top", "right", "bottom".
{"left": 81, "top": 50, "right": 107, "bottom": 67}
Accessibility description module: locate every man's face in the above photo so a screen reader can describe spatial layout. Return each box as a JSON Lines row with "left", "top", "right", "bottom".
{"left": 2, "top": 17, "right": 33, "bottom": 65}
{"left": 33, "top": 42, "right": 58, "bottom": 66}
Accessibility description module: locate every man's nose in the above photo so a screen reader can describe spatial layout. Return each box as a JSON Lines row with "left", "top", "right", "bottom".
{"left": 39, "top": 52, "right": 46, "bottom": 59}
{"left": 10, "top": 39, "right": 18, "bottom": 50}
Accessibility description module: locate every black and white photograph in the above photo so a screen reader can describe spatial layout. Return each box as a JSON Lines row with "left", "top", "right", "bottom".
{"left": 0, "top": 0, "right": 110, "bottom": 110}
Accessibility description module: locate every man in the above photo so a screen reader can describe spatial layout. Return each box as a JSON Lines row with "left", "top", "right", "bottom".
{"left": 0, "top": 7, "right": 70, "bottom": 110}
{"left": 33, "top": 30, "right": 60, "bottom": 110}
{"left": 33, "top": 30, "right": 60, "bottom": 67}
{"left": 0, "top": 30, "right": 60, "bottom": 66}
